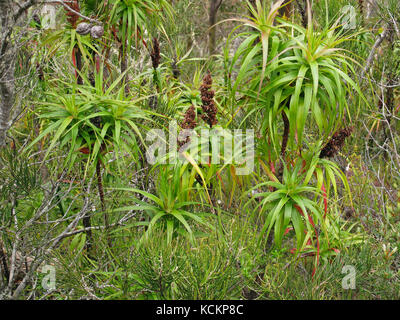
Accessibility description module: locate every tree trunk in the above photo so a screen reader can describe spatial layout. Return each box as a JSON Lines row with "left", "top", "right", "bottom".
{"left": 0, "top": 57, "right": 15, "bottom": 147}
{"left": 0, "top": 241, "right": 10, "bottom": 283}
{"left": 208, "top": 0, "right": 223, "bottom": 55}
{"left": 0, "top": 1, "right": 16, "bottom": 146}
{"left": 0, "top": 0, "right": 39, "bottom": 146}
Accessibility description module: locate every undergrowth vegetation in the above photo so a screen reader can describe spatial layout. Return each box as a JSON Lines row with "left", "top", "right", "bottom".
{"left": 0, "top": 0, "right": 399, "bottom": 299}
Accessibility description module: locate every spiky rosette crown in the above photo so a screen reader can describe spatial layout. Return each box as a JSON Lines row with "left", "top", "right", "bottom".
{"left": 200, "top": 72, "right": 217, "bottom": 128}
{"left": 320, "top": 127, "right": 353, "bottom": 158}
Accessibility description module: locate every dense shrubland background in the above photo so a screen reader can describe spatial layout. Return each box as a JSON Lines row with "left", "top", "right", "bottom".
{"left": 0, "top": 0, "right": 399, "bottom": 299}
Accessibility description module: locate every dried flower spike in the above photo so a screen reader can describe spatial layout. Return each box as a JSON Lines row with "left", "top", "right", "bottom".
{"left": 320, "top": 127, "right": 353, "bottom": 158}
{"left": 200, "top": 72, "right": 217, "bottom": 128}
{"left": 65, "top": 0, "right": 80, "bottom": 28}
{"left": 150, "top": 38, "right": 161, "bottom": 69}
{"left": 179, "top": 105, "right": 197, "bottom": 148}
{"left": 181, "top": 105, "right": 197, "bottom": 130}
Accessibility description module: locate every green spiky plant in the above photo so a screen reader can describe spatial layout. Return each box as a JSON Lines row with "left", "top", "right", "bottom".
{"left": 226, "top": 0, "right": 365, "bottom": 161}
{"left": 41, "top": 0, "right": 101, "bottom": 85}
{"left": 113, "top": 164, "right": 214, "bottom": 244}
{"left": 25, "top": 65, "right": 153, "bottom": 247}
{"left": 245, "top": 146, "right": 353, "bottom": 270}
{"left": 108, "top": 0, "right": 173, "bottom": 93}
{"left": 224, "top": 0, "right": 365, "bottom": 273}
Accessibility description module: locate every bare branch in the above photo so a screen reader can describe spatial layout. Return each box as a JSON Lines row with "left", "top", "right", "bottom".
{"left": 360, "top": 26, "right": 389, "bottom": 81}
{"left": 44, "top": 0, "right": 102, "bottom": 25}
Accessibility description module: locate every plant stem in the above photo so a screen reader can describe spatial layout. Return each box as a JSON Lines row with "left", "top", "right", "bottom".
{"left": 281, "top": 111, "right": 290, "bottom": 159}
{"left": 83, "top": 214, "right": 93, "bottom": 250}
{"left": 96, "top": 158, "right": 111, "bottom": 246}
{"left": 0, "top": 241, "right": 10, "bottom": 283}
{"left": 73, "top": 46, "right": 83, "bottom": 85}
{"left": 278, "top": 111, "right": 290, "bottom": 181}
{"left": 120, "top": 41, "right": 129, "bottom": 96}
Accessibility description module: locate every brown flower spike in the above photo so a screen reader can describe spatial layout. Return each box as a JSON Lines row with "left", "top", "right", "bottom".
{"left": 65, "top": 0, "right": 80, "bottom": 28}
{"left": 320, "top": 127, "right": 353, "bottom": 158}
{"left": 179, "top": 105, "right": 197, "bottom": 148}
{"left": 150, "top": 37, "right": 161, "bottom": 70}
{"left": 200, "top": 72, "right": 217, "bottom": 128}
{"left": 181, "top": 105, "right": 197, "bottom": 130}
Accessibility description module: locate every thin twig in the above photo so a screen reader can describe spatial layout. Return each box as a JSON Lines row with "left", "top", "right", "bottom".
{"left": 360, "top": 26, "right": 389, "bottom": 81}
{"left": 44, "top": 0, "right": 102, "bottom": 25}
